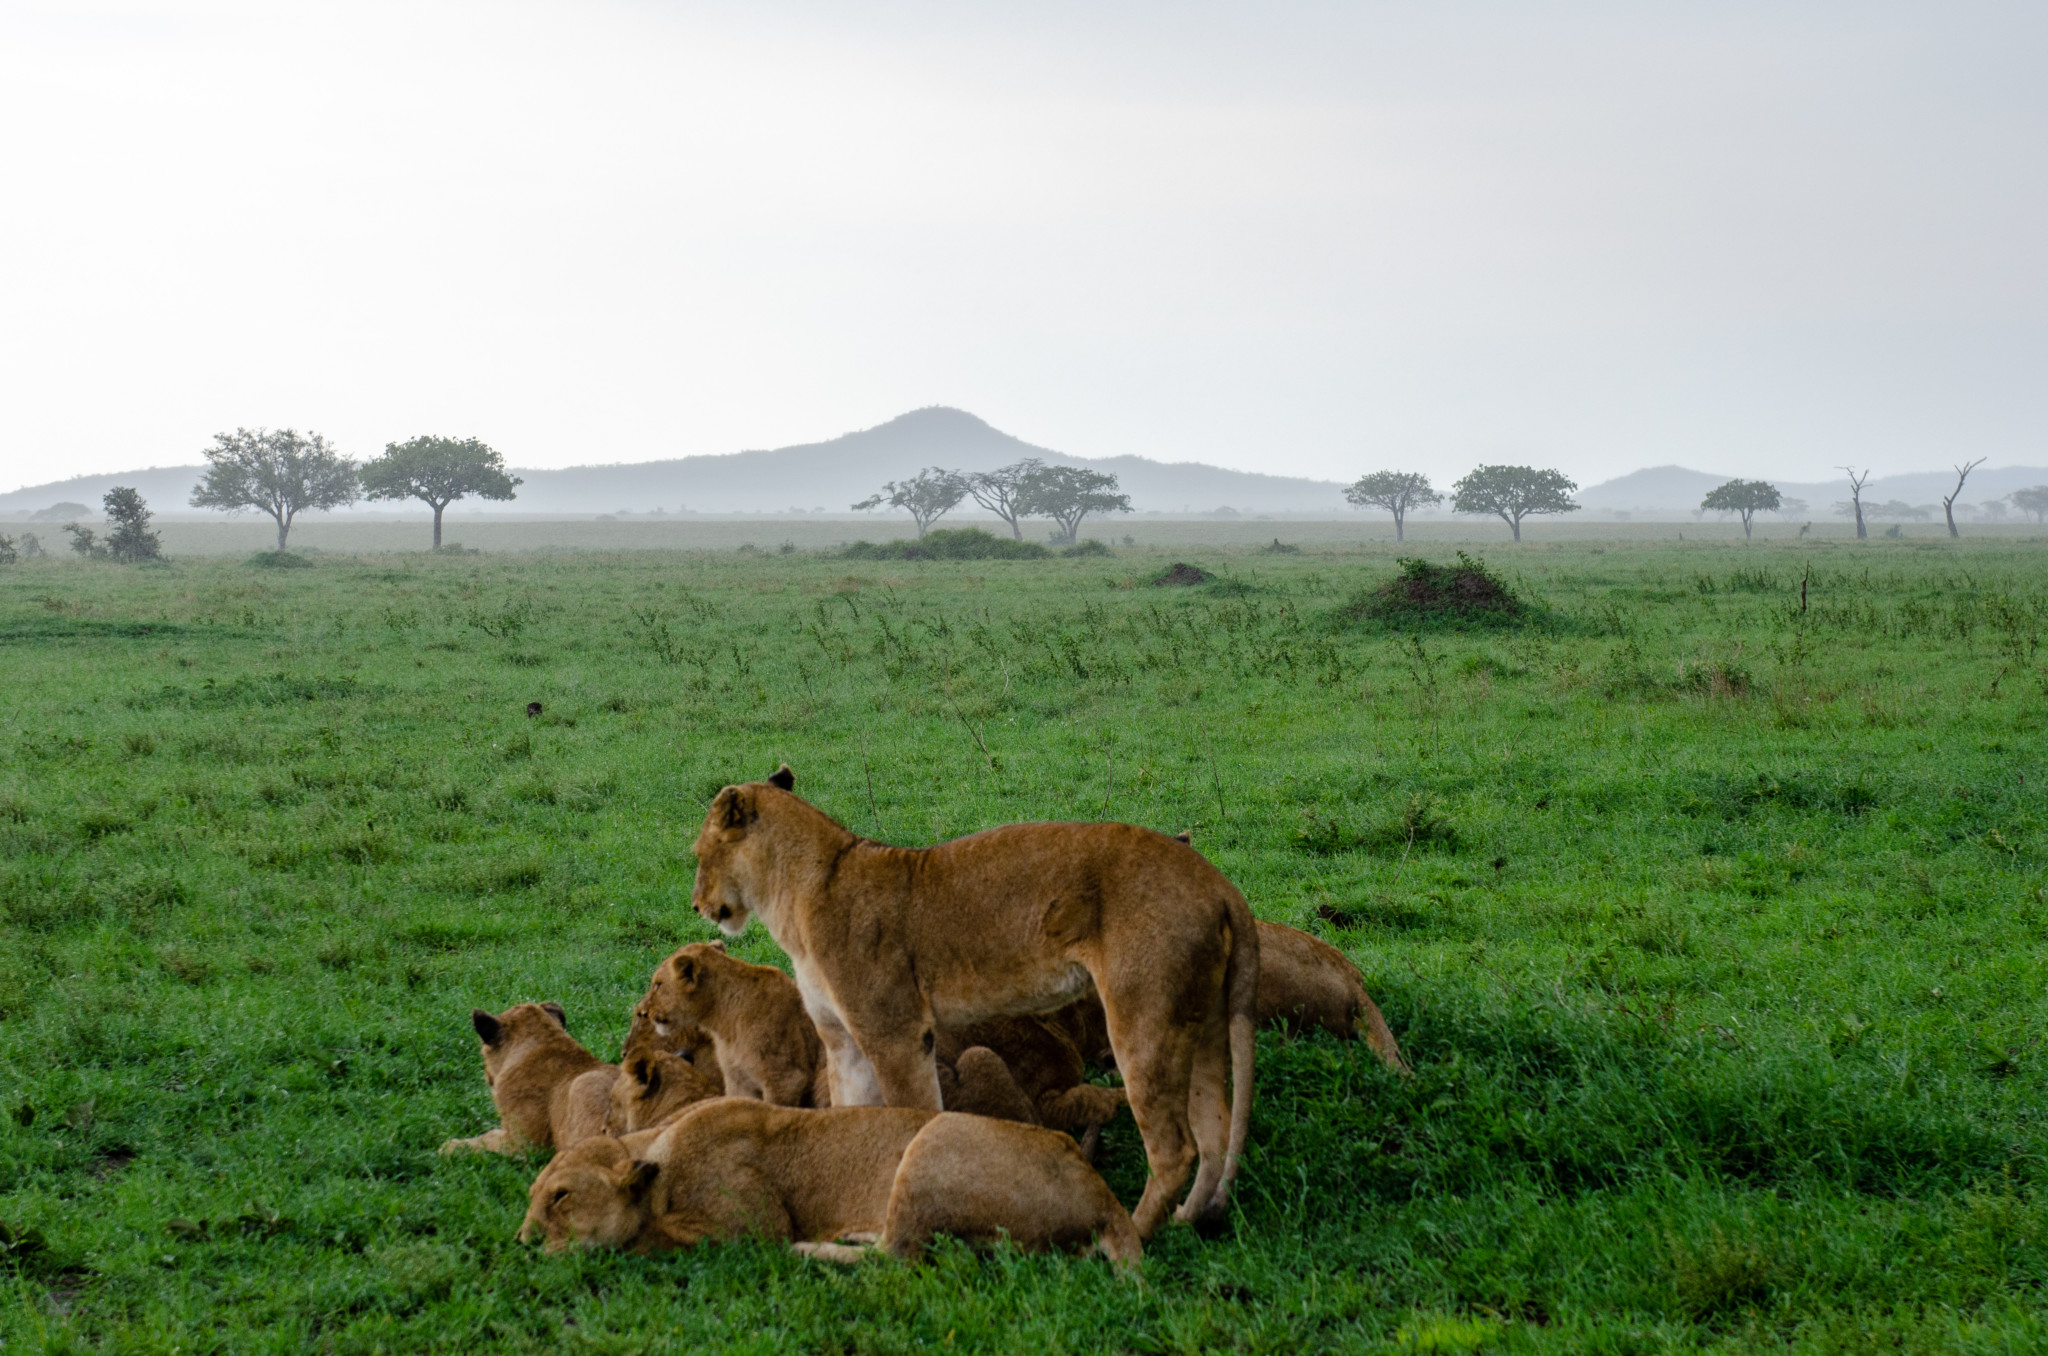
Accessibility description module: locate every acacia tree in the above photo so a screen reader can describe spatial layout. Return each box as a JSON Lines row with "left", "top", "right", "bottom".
{"left": 965, "top": 459, "right": 1044, "bottom": 539}
{"left": 191, "top": 428, "right": 359, "bottom": 550}
{"left": 1345, "top": 471, "right": 1441, "bottom": 542}
{"left": 2012, "top": 486, "right": 2048, "bottom": 523}
{"left": 360, "top": 436, "right": 520, "bottom": 549}
{"left": 852, "top": 467, "right": 969, "bottom": 537}
{"left": 1700, "top": 479, "right": 1781, "bottom": 540}
{"left": 102, "top": 487, "right": 162, "bottom": 561}
{"left": 1941, "top": 458, "right": 1987, "bottom": 538}
{"left": 1839, "top": 466, "right": 1871, "bottom": 539}
{"left": 1014, "top": 463, "right": 1131, "bottom": 544}
{"left": 1449, "top": 465, "right": 1578, "bottom": 542}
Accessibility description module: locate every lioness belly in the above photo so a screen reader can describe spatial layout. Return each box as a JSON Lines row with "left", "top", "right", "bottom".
{"left": 927, "top": 961, "right": 1096, "bottom": 1028}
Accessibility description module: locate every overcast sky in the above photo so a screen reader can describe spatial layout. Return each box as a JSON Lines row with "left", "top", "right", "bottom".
{"left": 3, "top": 0, "right": 2044, "bottom": 491}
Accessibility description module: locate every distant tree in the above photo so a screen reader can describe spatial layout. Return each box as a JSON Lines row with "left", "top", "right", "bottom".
{"left": 852, "top": 467, "right": 969, "bottom": 538}
{"left": 1699, "top": 479, "right": 1781, "bottom": 540}
{"left": 102, "top": 487, "right": 163, "bottom": 561}
{"left": 2008, "top": 487, "right": 2048, "bottom": 523}
{"left": 192, "top": 428, "right": 360, "bottom": 550}
{"left": 1013, "top": 464, "right": 1132, "bottom": 544}
{"left": 1839, "top": 466, "right": 1871, "bottom": 539}
{"left": 360, "top": 436, "right": 520, "bottom": 550}
{"left": 64, "top": 523, "right": 102, "bottom": 557}
{"left": 1775, "top": 497, "right": 1809, "bottom": 519}
{"left": 19, "top": 531, "right": 44, "bottom": 559}
{"left": 0, "top": 535, "right": 15, "bottom": 566}
{"left": 1450, "top": 465, "right": 1578, "bottom": 542}
{"left": 1940, "top": 458, "right": 1987, "bottom": 538}
{"left": 32, "top": 502, "right": 89, "bottom": 522}
{"left": 1871, "top": 500, "right": 1931, "bottom": 522}
{"left": 965, "top": 459, "right": 1044, "bottom": 540}
{"left": 1345, "top": 471, "right": 1441, "bottom": 542}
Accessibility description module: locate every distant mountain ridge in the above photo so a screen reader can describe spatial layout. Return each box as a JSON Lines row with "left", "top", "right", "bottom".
{"left": 1574, "top": 463, "right": 2048, "bottom": 514}
{"left": 0, "top": 408, "right": 1348, "bottom": 517}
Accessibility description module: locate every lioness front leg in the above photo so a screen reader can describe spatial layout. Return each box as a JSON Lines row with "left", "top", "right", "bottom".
{"left": 439, "top": 1127, "right": 515, "bottom": 1156}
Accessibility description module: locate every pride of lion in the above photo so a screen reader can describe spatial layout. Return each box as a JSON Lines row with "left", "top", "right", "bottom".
{"left": 444, "top": 766, "right": 1407, "bottom": 1269}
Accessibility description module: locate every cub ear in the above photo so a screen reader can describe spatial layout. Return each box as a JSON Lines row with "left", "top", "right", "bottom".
{"left": 1173, "top": 830, "right": 1193, "bottom": 844}
{"left": 707, "top": 940, "right": 727, "bottom": 953}
{"left": 539, "top": 1001, "right": 568, "bottom": 1031}
{"left": 643, "top": 1064, "right": 663, "bottom": 1097}
{"left": 766, "top": 764, "right": 795, "bottom": 791}
{"left": 623, "top": 1159, "right": 661, "bottom": 1203}
{"left": 712, "top": 786, "right": 754, "bottom": 832}
{"left": 472, "top": 1009, "right": 504, "bottom": 1046}
{"left": 675, "top": 960, "right": 697, "bottom": 987}
{"left": 627, "top": 1056, "right": 652, "bottom": 1086}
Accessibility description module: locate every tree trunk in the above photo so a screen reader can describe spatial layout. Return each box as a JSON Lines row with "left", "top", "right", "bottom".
{"left": 1741, "top": 512, "right": 1753, "bottom": 540}
{"left": 1504, "top": 513, "right": 1521, "bottom": 542}
{"left": 1854, "top": 503, "right": 1866, "bottom": 539}
{"left": 274, "top": 513, "right": 289, "bottom": 551}
{"left": 1944, "top": 503, "right": 1959, "bottom": 538}
{"left": 433, "top": 503, "right": 445, "bottom": 550}
{"left": 1394, "top": 508, "right": 1405, "bottom": 542}
{"left": 1004, "top": 511, "right": 1022, "bottom": 540}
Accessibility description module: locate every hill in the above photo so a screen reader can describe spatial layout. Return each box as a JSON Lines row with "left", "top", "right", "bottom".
{"left": 1575, "top": 463, "right": 2048, "bottom": 516}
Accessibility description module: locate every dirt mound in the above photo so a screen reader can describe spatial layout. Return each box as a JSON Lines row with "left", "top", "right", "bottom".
{"left": 1149, "top": 562, "right": 1211, "bottom": 586}
{"left": 1345, "top": 553, "right": 1525, "bottom": 625}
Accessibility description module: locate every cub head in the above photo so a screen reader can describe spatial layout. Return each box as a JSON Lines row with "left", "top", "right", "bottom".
{"left": 640, "top": 941, "right": 728, "bottom": 1037}
{"left": 470, "top": 1001, "right": 570, "bottom": 1086}
{"left": 690, "top": 765, "right": 797, "bottom": 936}
{"left": 607, "top": 1051, "right": 721, "bottom": 1134}
{"left": 518, "top": 1136, "right": 660, "bottom": 1251}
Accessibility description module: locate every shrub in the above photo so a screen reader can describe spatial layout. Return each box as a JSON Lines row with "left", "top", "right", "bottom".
{"left": 842, "top": 529, "right": 1050, "bottom": 561}
{"left": 1342, "top": 552, "right": 1526, "bottom": 627}
{"left": 247, "top": 551, "right": 312, "bottom": 569}
{"left": 1148, "top": 562, "right": 1211, "bottom": 586}
{"left": 1061, "top": 538, "right": 1112, "bottom": 557}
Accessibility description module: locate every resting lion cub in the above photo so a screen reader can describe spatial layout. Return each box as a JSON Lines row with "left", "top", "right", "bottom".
{"left": 520, "top": 1100, "right": 1139, "bottom": 1271}
{"left": 607, "top": 1049, "right": 726, "bottom": 1133}
{"left": 937, "top": 1016, "right": 1126, "bottom": 1152}
{"left": 520, "top": 1099, "right": 931, "bottom": 1252}
{"left": 440, "top": 1002, "right": 615, "bottom": 1156}
{"left": 639, "top": 942, "right": 829, "bottom": 1108}
{"left": 691, "top": 767, "right": 1257, "bottom": 1238}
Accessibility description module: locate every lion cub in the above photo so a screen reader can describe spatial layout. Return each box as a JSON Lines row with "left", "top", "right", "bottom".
{"left": 440, "top": 1002, "right": 616, "bottom": 1156}
{"left": 520, "top": 1101, "right": 1139, "bottom": 1271}
{"left": 937, "top": 1016, "right": 1127, "bottom": 1153}
{"left": 638, "top": 943, "right": 828, "bottom": 1107}
{"left": 607, "top": 1049, "right": 726, "bottom": 1133}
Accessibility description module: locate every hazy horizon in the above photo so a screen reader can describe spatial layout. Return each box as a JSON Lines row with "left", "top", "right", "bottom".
{"left": 4, "top": 1, "right": 2043, "bottom": 491}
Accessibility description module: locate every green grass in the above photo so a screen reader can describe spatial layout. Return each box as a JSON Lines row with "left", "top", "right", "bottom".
{"left": 1, "top": 535, "right": 2045, "bottom": 1353}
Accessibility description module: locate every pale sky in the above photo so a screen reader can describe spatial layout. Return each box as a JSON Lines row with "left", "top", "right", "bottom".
{"left": 3, "top": 1, "right": 2044, "bottom": 491}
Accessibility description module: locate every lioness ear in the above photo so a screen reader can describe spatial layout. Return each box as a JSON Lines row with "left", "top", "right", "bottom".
{"left": 472, "top": 1009, "right": 504, "bottom": 1046}
{"left": 1174, "top": 830, "right": 1193, "bottom": 844}
{"left": 643, "top": 1064, "right": 663, "bottom": 1097}
{"left": 712, "top": 786, "right": 754, "bottom": 832}
{"left": 539, "top": 1001, "right": 568, "bottom": 1031}
{"left": 766, "top": 764, "right": 795, "bottom": 791}
{"left": 624, "top": 1160, "right": 661, "bottom": 1202}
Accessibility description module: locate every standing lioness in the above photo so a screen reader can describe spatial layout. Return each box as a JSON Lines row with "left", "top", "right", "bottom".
{"left": 690, "top": 767, "right": 1257, "bottom": 1238}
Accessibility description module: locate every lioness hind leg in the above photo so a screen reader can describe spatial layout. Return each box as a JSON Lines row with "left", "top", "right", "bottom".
{"left": 1107, "top": 1022, "right": 1199, "bottom": 1240}
{"left": 1173, "top": 1019, "right": 1232, "bottom": 1225}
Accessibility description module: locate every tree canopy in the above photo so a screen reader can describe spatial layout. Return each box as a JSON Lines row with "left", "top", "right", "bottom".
{"left": 965, "top": 460, "right": 1043, "bottom": 540}
{"left": 1699, "top": 479, "right": 1781, "bottom": 539}
{"left": 102, "top": 487, "right": 163, "bottom": 561}
{"left": 2011, "top": 486, "right": 2048, "bottom": 523}
{"left": 852, "top": 467, "right": 969, "bottom": 538}
{"left": 1449, "top": 465, "right": 1578, "bottom": 542}
{"left": 360, "top": 436, "right": 519, "bottom": 549}
{"left": 191, "top": 428, "right": 359, "bottom": 550}
{"left": 1013, "top": 464, "right": 1131, "bottom": 544}
{"left": 1345, "top": 471, "right": 1441, "bottom": 542}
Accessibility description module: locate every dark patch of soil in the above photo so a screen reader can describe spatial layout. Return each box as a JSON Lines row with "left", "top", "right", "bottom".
{"left": 1149, "top": 562, "right": 1211, "bottom": 586}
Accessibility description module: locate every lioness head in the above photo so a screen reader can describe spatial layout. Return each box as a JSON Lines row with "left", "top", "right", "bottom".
{"left": 471, "top": 1001, "right": 570, "bottom": 1088}
{"left": 519, "top": 1136, "right": 661, "bottom": 1250}
{"left": 690, "top": 765, "right": 796, "bottom": 936}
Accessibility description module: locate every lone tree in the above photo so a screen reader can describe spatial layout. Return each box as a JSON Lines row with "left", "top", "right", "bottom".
{"left": 2012, "top": 486, "right": 2048, "bottom": 523}
{"left": 1450, "top": 465, "right": 1578, "bottom": 542}
{"left": 192, "top": 428, "right": 359, "bottom": 550}
{"left": 102, "top": 487, "right": 163, "bottom": 561}
{"left": 1700, "top": 479, "right": 1782, "bottom": 540}
{"left": 1839, "top": 466, "right": 1871, "bottom": 539}
{"left": 1345, "top": 471, "right": 1441, "bottom": 542}
{"left": 852, "top": 467, "right": 969, "bottom": 538}
{"left": 1014, "top": 463, "right": 1131, "bottom": 544}
{"left": 965, "top": 459, "right": 1044, "bottom": 540}
{"left": 1941, "top": 458, "right": 1987, "bottom": 538}
{"left": 360, "top": 436, "right": 520, "bottom": 549}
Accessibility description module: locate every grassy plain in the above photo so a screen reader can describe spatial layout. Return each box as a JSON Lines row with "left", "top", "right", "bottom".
{"left": 1, "top": 533, "right": 2044, "bottom": 1353}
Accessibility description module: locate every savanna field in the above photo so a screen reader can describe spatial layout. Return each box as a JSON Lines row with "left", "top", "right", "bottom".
{"left": 1, "top": 532, "right": 2044, "bottom": 1353}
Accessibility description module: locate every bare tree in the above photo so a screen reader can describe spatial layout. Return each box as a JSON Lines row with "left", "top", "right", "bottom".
{"left": 1941, "top": 458, "right": 1987, "bottom": 538}
{"left": 965, "top": 459, "right": 1043, "bottom": 539}
{"left": 1839, "top": 466, "right": 1871, "bottom": 539}
{"left": 852, "top": 467, "right": 969, "bottom": 537}
{"left": 1345, "top": 471, "right": 1441, "bottom": 542}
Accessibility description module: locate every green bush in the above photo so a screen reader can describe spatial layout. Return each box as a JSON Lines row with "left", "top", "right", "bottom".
{"left": 842, "top": 528, "right": 1050, "bottom": 560}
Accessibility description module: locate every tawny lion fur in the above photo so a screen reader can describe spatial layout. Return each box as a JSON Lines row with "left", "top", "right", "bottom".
{"left": 520, "top": 1100, "right": 1139, "bottom": 1271}
{"left": 607, "top": 1048, "right": 727, "bottom": 1134}
{"left": 638, "top": 941, "right": 830, "bottom": 1108}
{"left": 690, "top": 766, "right": 1257, "bottom": 1238}
{"left": 440, "top": 1002, "right": 614, "bottom": 1156}
{"left": 1252, "top": 920, "right": 1410, "bottom": 1073}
